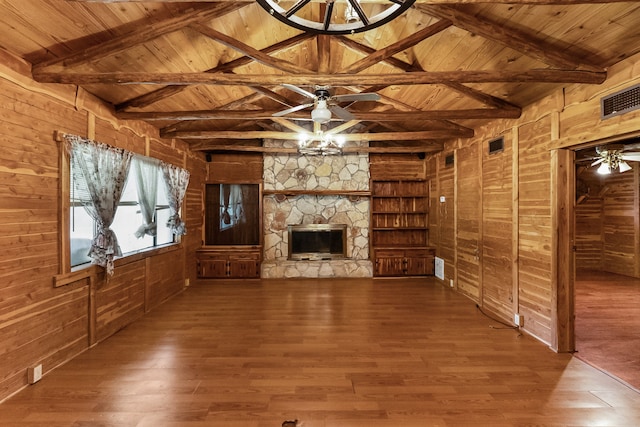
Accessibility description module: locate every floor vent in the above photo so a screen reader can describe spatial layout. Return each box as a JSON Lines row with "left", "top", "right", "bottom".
{"left": 601, "top": 83, "right": 640, "bottom": 119}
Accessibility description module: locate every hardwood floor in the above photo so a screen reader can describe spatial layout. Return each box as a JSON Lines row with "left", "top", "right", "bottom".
{"left": 1, "top": 277, "right": 639, "bottom": 426}
{"left": 575, "top": 270, "right": 640, "bottom": 390}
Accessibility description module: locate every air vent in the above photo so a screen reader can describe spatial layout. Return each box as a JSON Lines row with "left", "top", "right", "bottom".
{"left": 601, "top": 83, "right": 640, "bottom": 119}
{"left": 488, "top": 137, "right": 504, "bottom": 154}
{"left": 445, "top": 153, "right": 454, "bottom": 167}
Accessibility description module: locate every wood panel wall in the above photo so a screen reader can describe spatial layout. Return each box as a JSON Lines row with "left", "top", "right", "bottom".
{"left": 575, "top": 170, "right": 604, "bottom": 270}
{"left": 428, "top": 52, "right": 640, "bottom": 349}
{"left": 576, "top": 165, "right": 640, "bottom": 277}
{"left": 455, "top": 143, "right": 481, "bottom": 300}
{"left": 482, "top": 133, "right": 514, "bottom": 322}
{"left": 0, "top": 49, "right": 205, "bottom": 402}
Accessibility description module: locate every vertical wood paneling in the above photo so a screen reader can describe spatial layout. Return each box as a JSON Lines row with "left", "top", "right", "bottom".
{"left": 518, "top": 117, "right": 553, "bottom": 343}
{"left": 95, "top": 261, "right": 146, "bottom": 342}
{"left": 147, "top": 250, "right": 185, "bottom": 310}
{"left": 602, "top": 168, "right": 636, "bottom": 276}
{"left": 436, "top": 153, "right": 456, "bottom": 284}
{"left": 575, "top": 194, "right": 604, "bottom": 270}
{"left": 456, "top": 142, "right": 481, "bottom": 301}
{"left": 482, "top": 134, "right": 513, "bottom": 320}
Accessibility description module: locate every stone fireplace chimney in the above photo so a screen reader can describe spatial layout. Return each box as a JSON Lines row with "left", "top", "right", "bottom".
{"left": 261, "top": 139, "right": 373, "bottom": 278}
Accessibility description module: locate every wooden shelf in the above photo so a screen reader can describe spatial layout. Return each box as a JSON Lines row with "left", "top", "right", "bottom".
{"left": 370, "top": 179, "right": 433, "bottom": 277}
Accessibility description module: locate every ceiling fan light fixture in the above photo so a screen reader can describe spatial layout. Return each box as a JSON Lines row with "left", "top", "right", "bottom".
{"left": 311, "top": 100, "right": 332, "bottom": 123}
{"left": 618, "top": 160, "right": 632, "bottom": 172}
{"left": 597, "top": 162, "right": 611, "bottom": 175}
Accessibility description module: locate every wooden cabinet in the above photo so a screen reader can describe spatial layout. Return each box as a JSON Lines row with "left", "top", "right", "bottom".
{"left": 371, "top": 180, "right": 434, "bottom": 277}
{"left": 197, "top": 248, "right": 261, "bottom": 279}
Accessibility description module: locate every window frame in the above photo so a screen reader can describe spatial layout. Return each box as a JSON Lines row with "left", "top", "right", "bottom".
{"left": 59, "top": 134, "right": 182, "bottom": 275}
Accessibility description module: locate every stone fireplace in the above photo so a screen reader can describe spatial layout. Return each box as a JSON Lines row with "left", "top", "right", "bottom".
{"left": 261, "top": 139, "right": 373, "bottom": 278}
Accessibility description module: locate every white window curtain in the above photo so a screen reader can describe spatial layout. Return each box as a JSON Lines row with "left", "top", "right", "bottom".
{"left": 66, "top": 135, "right": 132, "bottom": 275}
{"left": 230, "top": 184, "right": 245, "bottom": 225}
{"left": 161, "top": 162, "right": 190, "bottom": 236}
{"left": 132, "top": 155, "right": 159, "bottom": 238}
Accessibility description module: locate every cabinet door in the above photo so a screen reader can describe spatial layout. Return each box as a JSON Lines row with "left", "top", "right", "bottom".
{"left": 228, "top": 256, "right": 260, "bottom": 278}
{"left": 198, "top": 258, "right": 228, "bottom": 278}
{"left": 374, "top": 250, "right": 405, "bottom": 276}
{"left": 404, "top": 249, "right": 435, "bottom": 276}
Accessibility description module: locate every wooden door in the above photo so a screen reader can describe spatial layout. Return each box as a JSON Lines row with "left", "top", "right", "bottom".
{"left": 456, "top": 142, "right": 481, "bottom": 301}
{"left": 482, "top": 135, "right": 514, "bottom": 320}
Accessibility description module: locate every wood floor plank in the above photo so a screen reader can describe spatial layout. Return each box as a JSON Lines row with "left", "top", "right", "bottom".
{"left": 0, "top": 277, "right": 638, "bottom": 426}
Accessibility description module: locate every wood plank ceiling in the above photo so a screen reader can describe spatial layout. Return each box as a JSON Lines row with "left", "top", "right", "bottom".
{"left": 3, "top": 0, "right": 640, "bottom": 154}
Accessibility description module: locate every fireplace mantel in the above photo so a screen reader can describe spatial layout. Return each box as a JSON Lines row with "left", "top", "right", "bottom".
{"left": 263, "top": 189, "right": 371, "bottom": 197}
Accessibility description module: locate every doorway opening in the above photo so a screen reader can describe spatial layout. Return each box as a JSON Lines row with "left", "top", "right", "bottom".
{"left": 573, "top": 137, "right": 640, "bottom": 390}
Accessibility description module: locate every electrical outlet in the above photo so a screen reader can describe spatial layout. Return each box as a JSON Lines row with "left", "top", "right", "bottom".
{"left": 185, "top": 278, "right": 190, "bottom": 287}
{"left": 449, "top": 279, "right": 454, "bottom": 288}
{"left": 514, "top": 313, "right": 524, "bottom": 327}
{"left": 28, "top": 364, "right": 42, "bottom": 384}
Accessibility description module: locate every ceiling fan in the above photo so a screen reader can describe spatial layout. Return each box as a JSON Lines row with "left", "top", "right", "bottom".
{"left": 274, "top": 84, "right": 380, "bottom": 123}
{"left": 588, "top": 143, "right": 640, "bottom": 174}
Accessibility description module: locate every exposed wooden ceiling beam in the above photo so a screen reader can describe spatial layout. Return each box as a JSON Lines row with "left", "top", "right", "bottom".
{"left": 190, "top": 23, "right": 312, "bottom": 74}
{"left": 34, "top": 69, "right": 606, "bottom": 85}
{"left": 340, "top": 19, "right": 452, "bottom": 74}
{"left": 68, "top": 1, "right": 634, "bottom": 4}
{"left": 117, "top": 108, "right": 522, "bottom": 121}
{"left": 417, "top": 4, "right": 604, "bottom": 72}
{"left": 189, "top": 144, "right": 445, "bottom": 155}
{"left": 162, "top": 129, "right": 474, "bottom": 140}
{"left": 33, "top": 3, "right": 247, "bottom": 71}
{"left": 115, "top": 32, "right": 313, "bottom": 110}
{"left": 317, "top": 35, "right": 331, "bottom": 74}
{"left": 335, "top": 35, "right": 522, "bottom": 112}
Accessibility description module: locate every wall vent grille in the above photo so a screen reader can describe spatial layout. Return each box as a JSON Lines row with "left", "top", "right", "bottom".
{"left": 601, "top": 84, "right": 640, "bottom": 119}
{"left": 488, "top": 137, "right": 504, "bottom": 154}
{"left": 445, "top": 153, "right": 454, "bottom": 167}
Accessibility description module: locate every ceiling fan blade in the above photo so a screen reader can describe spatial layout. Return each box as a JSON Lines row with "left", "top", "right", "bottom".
{"left": 282, "top": 84, "right": 316, "bottom": 99}
{"left": 331, "top": 93, "right": 380, "bottom": 103}
{"left": 590, "top": 158, "right": 604, "bottom": 166}
{"left": 620, "top": 153, "right": 640, "bottom": 161}
{"left": 272, "top": 103, "right": 314, "bottom": 117}
{"left": 329, "top": 105, "right": 354, "bottom": 121}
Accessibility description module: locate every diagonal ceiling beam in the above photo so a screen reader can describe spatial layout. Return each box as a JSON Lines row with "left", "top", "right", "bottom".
{"left": 190, "top": 23, "right": 313, "bottom": 74}
{"left": 417, "top": 4, "right": 605, "bottom": 72}
{"left": 335, "top": 35, "right": 521, "bottom": 112}
{"left": 340, "top": 19, "right": 452, "bottom": 74}
{"left": 34, "top": 69, "right": 607, "bottom": 85}
{"left": 115, "top": 32, "right": 313, "bottom": 110}
{"left": 33, "top": 3, "right": 248, "bottom": 71}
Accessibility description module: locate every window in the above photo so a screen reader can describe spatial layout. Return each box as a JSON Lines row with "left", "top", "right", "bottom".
{"left": 69, "top": 154, "right": 175, "bottom": 268}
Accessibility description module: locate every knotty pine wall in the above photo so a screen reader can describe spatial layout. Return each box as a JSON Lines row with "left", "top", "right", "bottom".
{"left": 428, "top": 52, "right": 640, "bottom": 349}
{"left": 0, "top": 49, "right": 206, "bottom": 402}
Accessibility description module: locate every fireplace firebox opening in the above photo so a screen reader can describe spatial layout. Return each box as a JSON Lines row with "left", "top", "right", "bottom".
{"left": 288, "top": 224, "right": 347, "bottom": 260}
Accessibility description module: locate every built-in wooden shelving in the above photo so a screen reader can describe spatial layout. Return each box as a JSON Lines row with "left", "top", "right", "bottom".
{"left": 370, "top": 179, "right": 434, "bottom": 277}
